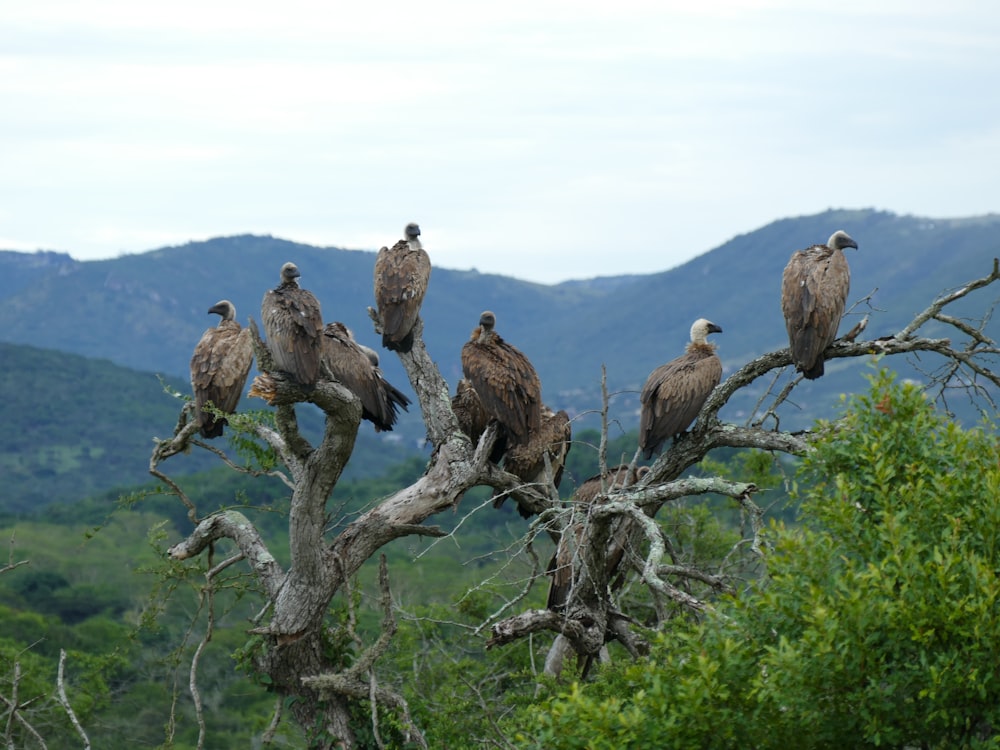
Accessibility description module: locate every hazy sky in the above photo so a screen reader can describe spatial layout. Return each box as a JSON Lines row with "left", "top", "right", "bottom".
{"left": 2, "top": 1, "right": 998, "bottom": 283}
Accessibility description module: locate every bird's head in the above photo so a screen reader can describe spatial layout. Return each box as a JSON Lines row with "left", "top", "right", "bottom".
{"left": 827, "top": 230, "right": 858, "bottom": 251}
{"left": 208, "top": 299, "right": 236, "bottom": 321}
{"left": 478, "top": 310, "right": 496, "bottom": 331}
{"left": 280, "top": 262, "right": 301, "bottom": 283}
{"left": 690, "top": 318, "right": 723, "bottom": 344}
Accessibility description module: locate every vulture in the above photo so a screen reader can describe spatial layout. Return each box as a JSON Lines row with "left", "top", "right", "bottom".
{"left": 189, "top": 300, "right": 254, "bottom": 439}
{"left": 452, "top": 378, "right": 492, "bottom": 446}
{"left": 495, "top": 405, "right": 573, "bottom": 518}
{"left": 461, "top": 310, "right": 542, "bottom": 445}
{"left": 639, "top": 318, "right": 723, "bottom": 459}
{"left": 261, "top": 262, "right": 324, "bottom": 387}
{"left": 374, "top": 222, "right": 431, "bottom": 353}
{"left": 781, "top": 229, "right": 858, "bottom": 380}
{"left": 320, "top": 322, "right": 411, "bottom": 432}
{"left": 546, "top": 464, "right": 650, "bottom": 611}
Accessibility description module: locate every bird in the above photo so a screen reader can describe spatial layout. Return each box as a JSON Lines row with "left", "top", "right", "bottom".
{"left": 351, "top": 334, "right": 411, "bottom": 417}
{"left": 374, "top": 222, "right": 431, "bottom": 353}
{"left": 452, "top": 378, "right": 493, "bottom": 446}
{"left": 495, "top": 405, "right": 572, "bottom": 518}
{"left": 189, "top": 300, "right": 254, "bottom": 438}
{"left": 260, "top": 262, "right": 324, "bottom": 387}
{"left": 460, "top": 310, "right": 542, "bottom": 445}
{"left": 546, "top": 464, "right": 650, "bottom": 611}
{"left": 320, "top": 322, "right": 411, "bottom": 432}
{"left": 781, "top": 229, "right": 858, "bottom": 380}
{"left": 639, "top": 318, "right": 723, "bottom": 458}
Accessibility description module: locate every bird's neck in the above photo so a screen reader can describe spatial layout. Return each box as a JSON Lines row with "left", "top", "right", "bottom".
{"left": 688, "top": 340, "right": 716, "bottom": 354}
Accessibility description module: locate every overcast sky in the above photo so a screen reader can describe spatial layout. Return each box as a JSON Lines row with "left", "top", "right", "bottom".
{"left": 2, "top": 1, "right": 998, "bottom": 283}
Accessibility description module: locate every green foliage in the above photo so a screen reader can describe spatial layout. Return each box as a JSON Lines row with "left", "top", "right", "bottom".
{"left": 0, "top": 342, "right": 206, "bottom": 512}
{"left": 696, "top": 446, "right": 796, "bottom": 524}
{"left": 513, "top": 371, "right": 1000, "bottom": 748}
{"left": 387, "top": 598, "right": 545, "bottom": 749}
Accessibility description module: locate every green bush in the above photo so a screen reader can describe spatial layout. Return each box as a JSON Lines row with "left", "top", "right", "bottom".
{"left": 515, "top": 371, "right": 1000, "bottom": 749}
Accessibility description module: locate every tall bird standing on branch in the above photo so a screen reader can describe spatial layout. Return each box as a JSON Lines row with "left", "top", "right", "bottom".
{"left": 190, "top": 300, "right": 254, "bottom": 439}
{"left": 461, "top": 310, "right": 542, "bottom": 446}
{"left": 374, "top": 222, "right": 431, "bottom": 353}
{"left": 781, "top": 229, "right": 858, "bottom": 380}
{"left": 261, "top": 262, "right": 324, "bottom": 387}
{"left": 639, "top": 318, "right": 723, "bottom": 459}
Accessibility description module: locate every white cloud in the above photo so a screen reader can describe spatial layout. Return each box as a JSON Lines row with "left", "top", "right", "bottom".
{"left": 0, "top": 1, "right": 998, "bottom": 282}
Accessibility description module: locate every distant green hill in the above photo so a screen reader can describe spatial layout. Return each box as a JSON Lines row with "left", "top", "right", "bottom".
{"left": 0, "top": 342, "right": 190, "bottom": 512}
{"left": 0, "top": 342, "right": 425, "bottom": 511}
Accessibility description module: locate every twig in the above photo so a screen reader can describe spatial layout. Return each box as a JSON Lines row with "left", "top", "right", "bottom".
{"left": 190, "top": 545, "right": 216, "bottom": 750}
{"left": 261, "top": 697, "right": 283, "bottom": 744}
{"left": 896, "top": 258, "right": 1000, "bottom": 341}
{"left": 2, "top": 661, "right": 47, "bottom": 750}
{"left": 1, "top": 533, "right": 28, "bottom": 576}
{"left": 57, "top": 650, "right": 91, "bottom": 749}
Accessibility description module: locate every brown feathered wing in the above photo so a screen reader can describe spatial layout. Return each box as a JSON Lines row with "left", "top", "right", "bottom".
{"left": 374, "top": 240, "right": 431, "bottom": 353}
{"left": 461, "top": 332, "right": 542, "bottom": 444}
{"left": 261, "top": 283, "right": 324, "bottom": 386}
{"left": 781, "top": 245, "right": 850, "bottom": 379}
{"left": 453, "top": 378, "right": 491, "bottom": 442}
{"left": 321, "top": 322, "right": 410, "bottom": 432}
{"left": 639, "top": 344, "right": 721, "bottom": 458}
{"left": 190, "top": 321, "right": 254, "bottom": 438}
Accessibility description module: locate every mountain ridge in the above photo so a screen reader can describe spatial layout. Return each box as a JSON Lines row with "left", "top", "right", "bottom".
{"left": 2, "top": 208, "right": 998, "bottom": 450}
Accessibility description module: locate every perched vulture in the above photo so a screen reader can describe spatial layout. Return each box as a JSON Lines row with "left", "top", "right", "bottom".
{"left": 495, "top": 405, "right": 573, "bottom": 518}
{"left": 374, "top": 222, "right": 431, "bottom": 353}
{"left": 639, "top": 318, "right": 723, "bottom": 459}
{"left": 189, "top": 300, "right": 254, "bottom": 439}
{"left": 546, "top": 464, "right": 650, "bottom": 611}
{"left": 320, "top": 322, "right": 411, "bottom": 432}
{"left": 352, "top": 337, "right": 411, "bottom": 420}
{"left": 461, "top": 310, "right": 542, "bottom": 445}
{"left": 261, "top": 262, "right": 324, "bottom": 387}
{"left": 452, "top": 378, "right": 492, "bottom": 446}
{"left": 781, "top": 230, "right": 858, "bottom": 380}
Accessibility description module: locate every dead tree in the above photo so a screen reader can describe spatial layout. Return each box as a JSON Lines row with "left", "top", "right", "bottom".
{"left": 153, "top": 259, "right": 1000, "bottom": 746}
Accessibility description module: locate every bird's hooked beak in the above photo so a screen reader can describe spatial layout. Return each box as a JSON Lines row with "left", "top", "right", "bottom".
{"left": 708, "top": 323, "right": 723, "bottom": 334}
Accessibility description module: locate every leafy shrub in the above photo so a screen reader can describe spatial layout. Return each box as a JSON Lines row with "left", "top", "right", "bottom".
{"left": 514, "top": 371, "right": 1000, "bottom": 749}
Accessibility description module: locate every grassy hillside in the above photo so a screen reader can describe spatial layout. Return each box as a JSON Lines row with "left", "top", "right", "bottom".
{"left": 0, "top": 342, "right": 424, "bottom": 511}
